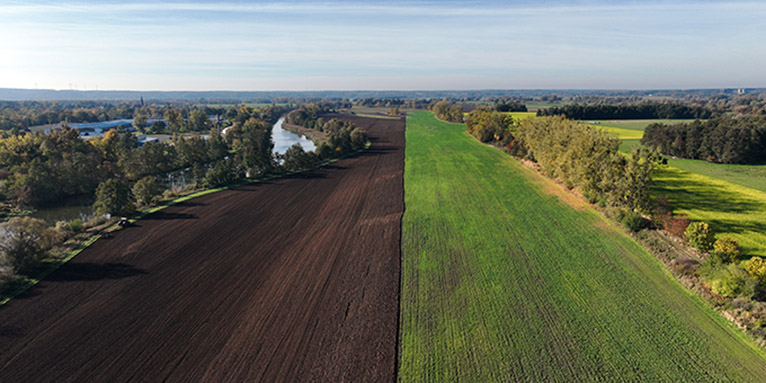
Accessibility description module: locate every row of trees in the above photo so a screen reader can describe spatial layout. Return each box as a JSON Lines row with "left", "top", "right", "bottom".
{"left": 512, "top": 116, "right": 661, "bottom": 211}
{"left": 284, "top": 103, "right": 341, "bottom": 130}
{"left": 641, "top": 117, "right": 766, "bottom": 164}
{"left": 430, "top": 101, "right": 463, "bottom": 122}
{"left": 493, "top": 100, "right": 527, "bottom": 112}
{"left": 465, "top": 107, "right": 516, "bottom": 143}
{"left": 538, "top": 102, "right": 714, "bottom": 120}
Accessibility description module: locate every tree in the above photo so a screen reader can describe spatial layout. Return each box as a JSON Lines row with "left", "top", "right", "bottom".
{"left": 0, "top": 217, "right": 56, "bottom": 274}
{"left": 132, "top": 176, "right": 161, "bottom": 206}
{"left": 188, "top": 110, "right": 212, "bottom": 132}
{"left": 133, "top": 114, "right": 148, "bottom": 133}
{"left": 164, "top": 109, "right": 184, "bottom": 134}
{"left": 94, "top": 178, "right": 135, "bottom": 216}
{"left": 685, "top": 222, "right": 715, "bottom": 252}
{"left": 148, "top": 120, "right": 167, "bottom": 134}
{"left": 282, "top": 143, "right": 311, "bottom": 172}
{"left": 713, "top": 237, "right": 741, "bottom": 262}
{"left": 238, "top": 118, "right": 275, "bottom": 176}
{"left": 350, "top": 128, "right": 367, "bottom": 150}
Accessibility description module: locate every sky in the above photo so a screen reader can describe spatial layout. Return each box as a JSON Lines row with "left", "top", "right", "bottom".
{"left": 1, "top": 0, "right": 765, "bottom": 91}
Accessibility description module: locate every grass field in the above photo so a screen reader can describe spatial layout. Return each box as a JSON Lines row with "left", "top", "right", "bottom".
{"left": 400, "top": 111, "right": 766, "bottom": 381}
{"left": 653, "top": 166, "right": 766, "bottom": 257}
{"left": 591, "top": 119, "right": 696, "bottom": 131}
{"left": 593, "top": 120, "right": 766, "bottom": 192}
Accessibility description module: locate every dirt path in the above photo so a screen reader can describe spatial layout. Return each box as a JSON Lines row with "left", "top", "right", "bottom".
{"left": 0, "top": 115, "right": 404, "bottom": 382}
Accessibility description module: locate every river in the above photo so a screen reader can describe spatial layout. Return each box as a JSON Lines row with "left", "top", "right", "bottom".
{"left": 271, "top": 117, "right": 316, "bottom": 154}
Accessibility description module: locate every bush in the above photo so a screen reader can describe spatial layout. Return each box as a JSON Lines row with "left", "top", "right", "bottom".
{"left": 661, "top": 214, "right": 690, "bottom": 238}
{"left": 0, "top": 256, "right": 15, "bottom": 284}
{"left": 68, "top": 218, "right": 83, "bottom": 233}
{"left": 620, "top": 211, "right": 649, "bottom": 232}
{"left": 0, "top": 217, "right": 56, "bottom": 274}
{"left": 685, "top": 222, "right": 715, "bottom": 252}
{"left": 709, "top": 264, "right": 756, "bottom": 298}
{"left": 746, "top": 257, "right": 766, "bottom": 284}
{"left": 713, "top": 237, "right": 740, "bottom": 262}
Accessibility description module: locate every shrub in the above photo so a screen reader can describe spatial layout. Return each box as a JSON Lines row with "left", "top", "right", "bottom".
{"left": 713, "top": 237, "right": 740, "bottom": 262}
{"left": 746, "top": 257, "right": 766, "bottom": 284}
{"left": 68, "top": 218, "right": 83, "bottom": 233}
{"left": 0, "top": 217, "right": 56, "bottom": 274}
{"left": 621, "top": 211, "right": 649, "bottom": 232}
{"left": 685, "top": 222, "right": 715, "bottom": 252}
{"left": 709, "top": 264, "right": 756, "bottom": 298}
{"left": 664, "top": 214, "right": 691, "bottom": 237}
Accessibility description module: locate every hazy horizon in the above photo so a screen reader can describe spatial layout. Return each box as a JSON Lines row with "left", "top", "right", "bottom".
{"left": 2, "top": 0, "right": 765, "bottom": 91}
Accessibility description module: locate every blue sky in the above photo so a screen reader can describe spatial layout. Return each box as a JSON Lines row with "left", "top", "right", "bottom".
{"left": 1, "top": 1, "right": 765, "bottom": 91}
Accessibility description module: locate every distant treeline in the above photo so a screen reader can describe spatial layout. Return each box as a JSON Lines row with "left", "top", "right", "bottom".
{"left": 641, "top": 117, "right": 766, "bottom": 164}
{"left": 493, "top": 100, "right": 527, "bottom": 112}
{"left": 537, "top": 103, "right": 713, "bottom": 120}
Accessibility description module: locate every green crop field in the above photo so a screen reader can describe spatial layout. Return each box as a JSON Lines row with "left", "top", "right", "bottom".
{"left": 399, "top": 111, "right": 766, "bottom": 381}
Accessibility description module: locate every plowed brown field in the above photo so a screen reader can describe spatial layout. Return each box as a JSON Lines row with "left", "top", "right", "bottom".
{"left": 0, "top": 114, "right": 404, "bottom": 382}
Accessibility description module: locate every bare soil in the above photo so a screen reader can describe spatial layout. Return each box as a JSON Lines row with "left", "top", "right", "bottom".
{"left": 0, "top": 114, "right": 405, "bottom": 382}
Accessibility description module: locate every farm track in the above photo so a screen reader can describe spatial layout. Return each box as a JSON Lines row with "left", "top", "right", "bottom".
{"left": 0, "top": 115, "right": 404, "bottom": 382}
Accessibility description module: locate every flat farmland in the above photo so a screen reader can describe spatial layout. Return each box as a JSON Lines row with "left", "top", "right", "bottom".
{"left": 399, "top": 111, "right": 766, "bottom": 381}
{"left": 0, "top": 115, "right": 404, "bottom": 382}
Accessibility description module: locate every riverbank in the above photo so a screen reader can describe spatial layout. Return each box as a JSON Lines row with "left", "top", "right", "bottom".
{"left": 281, "top": 121, "right": 328, "bottom": 144}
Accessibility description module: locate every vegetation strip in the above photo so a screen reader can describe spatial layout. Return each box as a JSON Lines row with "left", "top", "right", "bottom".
{"left": 399, "top": 111, "right": 766, "bottom": 381}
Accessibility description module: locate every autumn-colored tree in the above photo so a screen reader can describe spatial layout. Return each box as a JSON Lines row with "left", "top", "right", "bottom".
{"left": 685, "top": 222, "right": 715, "bottom": 252}
{"left": 713, "top": 237, "right": 741, "bottom": 262}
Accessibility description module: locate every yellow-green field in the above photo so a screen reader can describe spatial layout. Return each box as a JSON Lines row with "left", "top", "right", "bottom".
{"left": 589, "top": 119, "right": 766, "bottom": 256}
{"left": 653, "top": 166, "right": 766, "bottom": 257}
{"left": 505, "top": 111, "right": 537, "bottom": 120}
{"left": 591, "top": 119, "right": 696, "bottom": 131}
{"left": 400, "top": 111, "right": 766, "bottom": 381}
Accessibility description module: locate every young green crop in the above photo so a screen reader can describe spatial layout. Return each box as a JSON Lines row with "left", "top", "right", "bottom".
{"left": 400, "top": 111, "right": 766, "bottom": 381}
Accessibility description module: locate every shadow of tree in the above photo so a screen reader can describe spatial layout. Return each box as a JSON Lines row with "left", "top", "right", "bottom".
{"left": 141, "top": 211, "right": 197, "bottom": 221}
{"left": 653, "top": 172, "right": 764, "bottom": 215}
{"left": 47, "top": 262, "right": 146, "bottom": 282}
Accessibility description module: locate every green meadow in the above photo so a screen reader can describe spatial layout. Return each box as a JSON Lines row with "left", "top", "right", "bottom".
{"left": 590, "top": 120, "right": 766, "bottom": 255}
{"left": 399, "top": 111, "right": 766, "bottom": 381}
